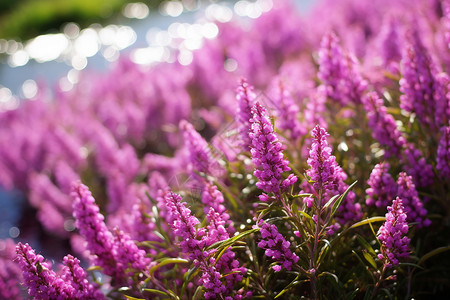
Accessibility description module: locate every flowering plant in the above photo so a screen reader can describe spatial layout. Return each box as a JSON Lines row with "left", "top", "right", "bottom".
{"left": 1, "top": 0, "right": 450, "bottom": 299}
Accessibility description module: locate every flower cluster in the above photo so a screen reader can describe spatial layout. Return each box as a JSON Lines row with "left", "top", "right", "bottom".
{"left": 15, "top": 243, "right": 103, "bottom": 299}
{"left": 396, "top": 173, "right": 430, "bottom": 228}
{"left": 399, "top": 30, "right": 441, "bottom": 129}
{"left": 306, "top": 125, "right": 337, "bottom": 194}
{"left": 366, "top": 163, "right": 398, "bottom": 208}
{"left": 258, "top": 222, "right": 299, "bottom": 272}
{"left": 236, "top": 78, "right": 257, "bottom": 150}
{"left": 71, "top": 181, "right": 149, "bottom": 284}
{"left": 377, "top": 197, "right": 411, "bottom": 268}
{"left": 2, "top": 0, "right": 450, "bottom": 298}
{"left": 249, "top": 102, "right": 297, "bottom": 201}
{"left": 317, "top": 32, "right": 367, "bottom": 105}
{"left": 362, "top": 92, "right": 405, "bottom": 158}
{"left": 164, "top": 191, "right": 244, "bottom": 299}
{"left": 437, "top": 126, "right": 450, "bottom": 178}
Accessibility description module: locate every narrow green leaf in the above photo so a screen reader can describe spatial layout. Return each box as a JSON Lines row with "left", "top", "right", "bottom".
{"left": 274, "top": 275, "right": 306, "bottom": 299}
{"left": 362, "top": 252, "right": 377, "bottom": 269}
{"left": 142, "top": 289, "right": 170, "bottom": 297}
{"left": 148, "top": 258, "right": 189, "bottom": 277}
{"left": 207, "top": 228, "right": 259, "bottom": 251}
{"left": 86, "top": 265, "right": 102, "bottom": 272}
{"left": 331, "top": 181, "right": 357, "bottom": 217}
{"left": 349, "top": 217, "right": 386, "bottom": 229}
{"left": 346, "top": 288, "right": 359, "bottom": 300}
{"left": 180, "top": 266, "right": 199, "bottom": 298}
{"left": 352, "top": 250, "right": 376, "bottom": 283}
{"left": 418, "top": 246, "right": 450, "bottom": 266}
{"left": 124, "top": 296, "right": 145, "bottom": 300}
{"left": 298, "top": 210, "right": 313, "bottom": 222}
{"left": 291, "top": 193, "right": 313, "bottom": 199}
{"left": 319, "top": 271, "right": 339, "bottom": 284}
{"left": 192, "top": 285, "right": 203, "bottom": 300}
{"left": 356, "top": 235, "right": 376, "bottom": 256}
{"left": 397, "top": 262, "right": 424, "bottom": 270}
{"left": 323, "top": 194, "right": 339, "bottom": 210}
{"left": 317, "top": 240, "right": 331, "bottom": 264}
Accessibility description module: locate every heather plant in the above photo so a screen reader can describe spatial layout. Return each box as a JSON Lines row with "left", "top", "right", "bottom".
{"left": 1, "top": 0, "right": 450, "bottom": 299}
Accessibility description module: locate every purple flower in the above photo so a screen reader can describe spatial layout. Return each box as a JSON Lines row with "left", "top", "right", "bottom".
{"left": 257, "top": 222, "right": 299, "bottom": 272}
{"left": 164, "top": 192, "right": 229, "bottom": 299}
{"left": 401, "top": 143, "right": 434, "bottom": 187}
{"left": 206, "top": 208, "right": 245, "bottom": 291}
{"left": 306, "top": 125, "right": 337, "bottom": 193}
{"left": 112, "top": 228, "right": 151, "bottom": 274}
{"left": 0, "top": 239, "right": 22, "bottom": 300}
{"left": 236, "top": 78, "right": 256, "bottom": 151}
{"left": 366, "top": 163, "right": 397, "bottom": 208}
{"left": 306, "top": 125, "right": 362, "bottom": 226}
{"left": 202, "top": 183, "right": 226, "bottom": 215}
{"left": 378, "top": 17, "right": 402, "bottom": 68}
{"left": 434, "top": 73, "right": 450, "bottom": 128}
{"left": 317, "top": 32, "right": 367, "bottom": 105}
{"left": 397, "top": 173, "right": 430, "bottom": 228}
{"left": 164, "top": 191, "right": 207, "bottom": 262}
{"left": 71, "top": 181, "right": 117, "bottom": 279}
{"left": 437, "top": 126, "right": 450, "bottom": 178}
{"left": 399, "top": 29, "right": 442, "bottom": 129}
{"left": 249, "top": 102, "right": 297, "bottom": 200}
{"left": 377, "top": 197, "right": 411, "bottom": 268}
{"left": 61, "top": 254, "right": 105, "bottom": 299}
{"left": 71, "top": 181, "right": 149, "bottom": 285}
{"left": 362, "top": 92, "right": 406, "bottom": 158}
{"left": 444, "top": 0, "right": 450, "bottom": 50}
{"left": 180, "top": 120, "right": 218, "bottom": 176}
{"left": 15, "top": 243, "right": 72, "bottom": 299}
{"left": 269, "top": 78, "right": 305, "bottom": 140}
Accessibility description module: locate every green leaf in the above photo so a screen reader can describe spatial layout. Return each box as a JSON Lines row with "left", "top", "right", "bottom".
{"left": 317, "top": 239, "right": 331, "bottom": 264}
{"left": 346, "top": 288, "right": 359, "bottom": 300}
{"left": 124, "top": 296, "right": 145, "bottom": 300}
{"left": 274, "top": 275, "right": 307, "bottom": 299}
{"left": 362, "top": 252, "right": 377, "bottom": 269}
{"left": 180, "top": 266, "right": 200, "bottom": 297}
{"left": 142, "top": 289, "right": 170, "bottom": 297}
{"left": 148, "top": 258, "right": 189, "bottom": 277}
{"left": 331, "top": 181, "right": 357, "bottom": 217}
{"left": 192, "top": 285, "right": 203, "bottom": 300}
{"left": 298, "top": 210, "right": 313, "bottom": 222}
{"left": 356, "top": 235, "right": 376, "bottom": 256}
{"left": 397, "top": 262, "right": 424, "bottom": 270}
{"left": 349, "top": 217, "right": 386, "bottom": 229}
{"left": 291, "top": 193, "right": 313, "bottom": 199}
{"left": 319, "top": 271, "right": 339, "bottom": 284}
{"left": 207, "top": 228, "right": 259, "bottom": 252}
{"left": 86, "top": 265, "right": 102, "bottom": 272}
{"left": 352, "top": 250, "right": 376, "bottom": 283}
{"left": 323, "top": 194, "right": 339, "bottom": 210}
{"left": 418, "top": 246, "right": 450, "bottom": 266}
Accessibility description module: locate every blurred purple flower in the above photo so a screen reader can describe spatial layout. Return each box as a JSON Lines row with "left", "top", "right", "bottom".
{"left": 362, "top": 92, "right": 406, "bottom": 158}
{"left": 437, "top": 126, "right": 450, "bottom": 178}
{"left": 236, "top": 78, "right": 257, "bottom": 151}
{"left": 366, "top": 163, "right": 397, "bottom": 208}
{"left": 399, "top": 29, "right": 442, "bottom": 129}
{"left": 397, "top": 172, "right": 430, "bottom": 228}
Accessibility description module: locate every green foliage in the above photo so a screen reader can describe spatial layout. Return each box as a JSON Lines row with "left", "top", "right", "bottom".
{"left": 0, "top": 0, "right": 165, "bottom": 40}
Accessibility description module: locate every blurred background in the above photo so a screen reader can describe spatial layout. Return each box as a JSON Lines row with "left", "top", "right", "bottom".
{"left": 0, "top": 0, "right": 315, "bottom": 240}
{"left": 0, "top": 0, "right": 315, "bottom": 96}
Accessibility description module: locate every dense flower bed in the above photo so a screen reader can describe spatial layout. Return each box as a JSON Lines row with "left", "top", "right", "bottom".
{"left": 1, "top": 0, "right": 450, "bottom": 298}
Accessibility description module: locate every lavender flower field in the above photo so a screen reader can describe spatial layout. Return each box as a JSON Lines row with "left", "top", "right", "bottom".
{"left": 2, "top": 0, "right": 450, "bottom": 298}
